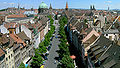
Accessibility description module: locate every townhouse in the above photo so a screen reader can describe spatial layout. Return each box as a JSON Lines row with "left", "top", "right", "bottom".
{"left": 87, "top": 35, "right": 120, "bottom": 68}
{"left": 0, "top": 33, "right": 15, "bottom": 68}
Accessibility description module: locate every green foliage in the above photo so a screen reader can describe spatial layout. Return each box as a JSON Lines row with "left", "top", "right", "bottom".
{"left": 31, "top": 54, "right": 43, "bottom": 67}
{"left": 31, "top": 15, "right": 55, "bottom": 67}
{"left": 39, "top": 44, "right": 47, "bottom": 54}
{"left": 18, "top": 62, "right": 25, "bottom": 68}
{"left": 34, "top": 16, "right": 38, "bottom": 19}
{"left": 0, "top": 9, "right": 6, "bottom": 11}
{"left": 60, "top": 55, "right": 74, "bottom": 68}
{"left": 57, "top": 16, "right": 74, "bottom": 68}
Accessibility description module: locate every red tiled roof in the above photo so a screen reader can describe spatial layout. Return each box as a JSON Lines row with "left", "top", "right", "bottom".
{"left": 0, "top": 33, "right": 9, "bottom": 45}
{"left": 7, "top": 14, "right": 27, "bottom": 18}
{"left": 9, "top": 34, "right": 26, "bottom": 47}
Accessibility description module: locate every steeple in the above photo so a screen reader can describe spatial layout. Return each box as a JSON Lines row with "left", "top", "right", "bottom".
{"left": 90, "top": 5, "right": 96, "bottom": 10}
{"left": 93, "top": 5, "right": 95, "bottom": 10}
{"left": 65, "top": 2, "right": 68, "bottom": 11}
{"left": 108, "top": 7, "right": 110, "bottom": 11}
{"left": 90, "top": 5, "right": 92, "bottom": 10}
{"left": 49, "top": 3, "right": 52, "bottom": 9}
{"left": 18, "top": 3, "right": 20, "bottom": 10}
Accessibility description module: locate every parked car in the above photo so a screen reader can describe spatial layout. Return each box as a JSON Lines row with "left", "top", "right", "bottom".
{"left": 55, "top": 36, "right": 58, "bottom": 38}
{"left": 53, "top": 31, "right": 56, "bottom": 34}
{"left": 44, "top": 56, "right": 48, "bottom": 60}
{"left": 54, "top": 60, "right": 57, "bottom": 64}
{"left": 53, "top": 34, "right": 55, "bottom": 35}
{"left": 47, "top": 46, "right": 51, "bottom": 51}
{"left": 50, "top": 43, "right": 52, "bottom": 45}
{"left": 50, "top": 37, "right": 53, "bottom": 41}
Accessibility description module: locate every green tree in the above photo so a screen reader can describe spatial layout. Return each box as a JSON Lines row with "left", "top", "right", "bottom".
{"left": 39, "top": 43, "right": 47, "bottom": 54}
{"left": 58, "top": 16, "right": 74, "bottom": 68}
{"left": 31, "top": 53, "right": 43, "bottom": 67}
{"left": 34, "top": 16, "right": 38, "bottom": 19}
{"left": 18, "top": 62, "right": 25, "bottom": 68}
{"left": 60, "top": 55, "right": 74, "bottom": 68}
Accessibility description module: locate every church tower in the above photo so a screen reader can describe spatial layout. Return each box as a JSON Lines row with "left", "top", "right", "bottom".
{"left": 65, "top": 2, "right": 68, "bottom": 11}
{"left": 49, "top": 3, "right": 52, "bottom": 9}
{"left": 49, "top": 3, "right": 53, "bottom": 15}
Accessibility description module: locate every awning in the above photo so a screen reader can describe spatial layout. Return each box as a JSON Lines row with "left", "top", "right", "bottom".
{"left": 70, "top": 55, "right": 76, "bottom": 59}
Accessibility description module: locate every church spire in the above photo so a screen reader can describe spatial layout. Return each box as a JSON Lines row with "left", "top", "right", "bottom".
{"left": 65, "top": 2, "right": 68, "bottom": 11}
{"left": 49, "top": 3, "right": 52, "bottom": 9}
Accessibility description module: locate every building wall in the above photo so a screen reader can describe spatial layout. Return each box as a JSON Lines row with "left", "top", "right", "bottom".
{"left": 40, "top": 29, "right": 44, "bottom": 41}
{"left": 14, "top": 45, "right": 21, "bottom": 68}
{"left": 21, "top": 25, "right": 32, "bottom": 39}
{"left": 20, "top": 46, "right": 27, "bottom": 64}
{"left": 44, "top": 21, "right": 48, "bottom": 36}
{"left": 5, "top": 47, "right": 14, "bottom": 68}
{"left": 34, "top": 32, "right": 40, "bottom": 48}
{"left": 0, "top": 55, "right": 6, "bottom": 68}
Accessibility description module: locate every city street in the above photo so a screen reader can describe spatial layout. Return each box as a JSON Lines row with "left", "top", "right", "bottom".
{"left": 44, "top": 20, "right": 60, "bottom": 68}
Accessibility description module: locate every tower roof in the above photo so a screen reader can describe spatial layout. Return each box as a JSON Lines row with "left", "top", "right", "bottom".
{"left": 39, "top": 2, "right": 48, "bottom": 9}
{"left": 66, "top": 2, "right": 68, "bottom": 9}
{"left": 49, "top": 3, "right": 52, "bottom": 9}
{"left": 65, "top": 2, "right": 68, "bottom": 10}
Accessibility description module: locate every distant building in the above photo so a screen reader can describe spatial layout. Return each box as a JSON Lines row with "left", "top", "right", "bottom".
{"left": 90, "top": 5, "right": 96, "bottom": 10}
{"left": 38, "top": 2, "right": 48, "bottom": 14}
{"left": 49, "top": 3, "right": 53, "bottom": 15}
{"left": 65, "top": 2, "right": 68, "bottom": 11}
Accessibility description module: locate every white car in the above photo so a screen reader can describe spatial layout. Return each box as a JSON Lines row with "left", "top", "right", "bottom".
{"left": 46, "top": 51, "right": 49, "bottom": 54}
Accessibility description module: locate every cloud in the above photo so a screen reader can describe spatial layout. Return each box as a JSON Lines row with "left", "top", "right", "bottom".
{"left": 105, "top": 1, "right": 112, "bottom": 3}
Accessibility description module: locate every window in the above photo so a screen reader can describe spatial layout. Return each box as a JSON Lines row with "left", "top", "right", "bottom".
{"left": 106, "top": 34, "right": 108, "bottom": 36}
{"left": 103, "top": 45, "right": 107, "bottom": 49}
{"left": 9, "top": 61, "right": 11, "bottom": 65}
{"left": 11, "top": 54, "right": 12, "bottom": 57}
{"left": 9, "top": 55, "right": 10, "bottom": 59}
{"left": 6, "top": 58, "right": 8, "bottom": 61}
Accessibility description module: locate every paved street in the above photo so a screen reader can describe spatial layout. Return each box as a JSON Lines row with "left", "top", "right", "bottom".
{"left": 44, "top": 20, "right": 60, "bottom": 68}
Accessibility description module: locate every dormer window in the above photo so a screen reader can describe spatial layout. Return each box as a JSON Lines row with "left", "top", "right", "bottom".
{"left": 103, "top": 45, "right": 107, "bottom": 49}
{"left": 106, "top": 34, "right": 108, "bottom": 36}
{"left": 113, "top": 52, "right": 116, "bottom": 55}
{"left": 26, "top": 41, "right": 29, "bottom": 44}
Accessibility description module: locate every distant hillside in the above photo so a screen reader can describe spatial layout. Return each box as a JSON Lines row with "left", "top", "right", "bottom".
{"left": 0, "top": 9, "right": 6, "bottom": 11}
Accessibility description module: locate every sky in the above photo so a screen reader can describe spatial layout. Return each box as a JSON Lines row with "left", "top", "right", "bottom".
{"left": 0, "top": 0, "right": 120, "bottom": 10}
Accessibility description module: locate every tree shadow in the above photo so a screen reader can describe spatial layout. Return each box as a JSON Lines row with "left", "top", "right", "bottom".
{"left": 54, "top": 57, "right": 59, "bottom": 60}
